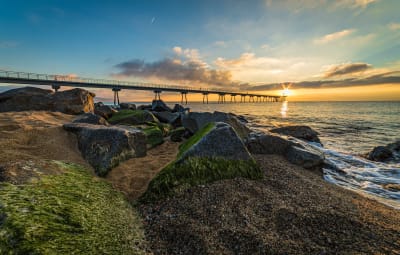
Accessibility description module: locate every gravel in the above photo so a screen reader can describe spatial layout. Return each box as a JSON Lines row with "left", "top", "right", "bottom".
{"left": 139, "top": 154, "right": 400, "bottom": 255}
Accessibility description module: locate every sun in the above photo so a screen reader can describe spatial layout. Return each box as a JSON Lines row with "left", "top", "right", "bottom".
{"left": 282, "top": 88, "right": 291, "bottom": 96}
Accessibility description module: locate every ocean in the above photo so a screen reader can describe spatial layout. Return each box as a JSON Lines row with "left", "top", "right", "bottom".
{"left": 184, "top": 101, "right": 400, "bottom": 209}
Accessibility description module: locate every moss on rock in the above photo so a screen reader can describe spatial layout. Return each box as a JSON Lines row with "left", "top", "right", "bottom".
{"left": 143, "top": 126, "right": 164, "bottom": 148}
{"left": 108, "top": 109, "right": 158, "bottom": 125}
{"left": 140, "top": 123, "right": 262, "bottom": 202}
{"left": 170, "top": 127, "right": 186, "bottom": 142}
{"left": 141, "top": 157, "right": 261, "bottom": 202}
{"left": 0, "top": 161, "right": 148, "bottom": 254}
{"left": 146, "top": 122, "right": 173, "bottom": 137}
{"left": 178, "top": 122, "right": 215, "bottom": 157}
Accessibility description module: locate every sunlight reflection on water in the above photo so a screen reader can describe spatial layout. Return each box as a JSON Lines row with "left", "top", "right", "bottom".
{"left": 280, "top": 101, "right": 288, "bottom": 118}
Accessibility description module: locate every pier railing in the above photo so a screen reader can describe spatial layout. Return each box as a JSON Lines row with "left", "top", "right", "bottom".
{"left": 0, "top": 70, "right": 282, "bottom": 104}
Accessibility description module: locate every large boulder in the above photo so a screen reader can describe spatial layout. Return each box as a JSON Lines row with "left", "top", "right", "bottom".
{"left": 137, "top": 104, "right": 152, "bottom": 111}
{"left": 94, "top": 104, "right": 117, "bottom": 119}
{"left": 0, "top": 87, "right": 95, "bottom": 114}
{"left": 270, "top": 126, "right": 321, "bottom": 144}
{"left": 285, "top": 145, "right": 324, "bottom": 169}
{"left": 246, "top": 132, "right": 294, "bottom": 155}
{"left": 368, "top": 146, "right": 393, "bottom": 162}
{"left": 367, "top": 141, "right": 399, "bottom": 162}
{"left": 179, "top": 122, "right": 252, "bottom": 161}
{"left": 245, "top": 131, "right": 325, "bottom": 170}
{"left": 172, "top": 104, "right": 188, "bottom": 113}
{"left": 108, "top": 109, "right": 159, "bottom": 125}
{"left": 63, "top": 123, "right": 146, "bottom": 176}
{"left": 119, "top": 103, "right": 136, "bottom": 110}
{"left": 141, "top": 122, "right": 262, "bottom": 202}
{"left": 117, "top": 125, "right": 165, "bottom": 149}
{"left": 152, "top": 100, "right": 172, "bottom": 112}
{"left": 154, "top": 111, "right": 181, "bottom": 125}
{"left": 181, "top": 111, "right": 251, "bottom": 139}
{"left": 72, "top": 113, "right": 109, "bottom": 126}
{"left": 387, "top": 140, "right": 400, "bottom": 152}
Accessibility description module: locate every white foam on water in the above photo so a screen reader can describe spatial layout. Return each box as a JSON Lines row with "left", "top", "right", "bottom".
{"left": 307, "top": 142, "right": 400, "bottom": 209}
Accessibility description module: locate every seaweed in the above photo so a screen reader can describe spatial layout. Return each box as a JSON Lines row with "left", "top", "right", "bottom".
{"left": 0, "top": 161, "right": 148, "bottom": 254}
{"left": 140, "top": 157, "right": 261, "bottom": 202}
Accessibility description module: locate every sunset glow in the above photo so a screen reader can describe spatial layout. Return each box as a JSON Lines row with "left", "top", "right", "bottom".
{"left": 0, "top": 1, "right": 399, "bottom": 101}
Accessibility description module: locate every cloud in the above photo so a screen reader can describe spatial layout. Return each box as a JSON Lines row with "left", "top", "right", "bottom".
{"left": 112, "top": 47, "right": 268, "bottom": 88}
{"left": 112, "top": 58, "right": 241, "bottom": 88}
{"left": 314, "top": 29, "right": 355, "bottom": 44}
{"left": 215, "top": 53, "right": 256, "bottom": 68}
{"left": 324, "top": 62, "right": 372, "bottom": 77}
{"left": 246, "top": 71, "right": 400, "bottom": 91}
{"left": 388, "top": 22, "right": 400, "bottom": 31}
{"left": 260, "top": 44, "right": 270, "bottom": 49}
{"left": 172, "top": 46, "right": 208, "bottom": 67}
{"left": 172, "top": 46, "right": 183, "bottom": 55}
{"left": 334, "top": 0, "right": 377, "bottom": 9}
{"left": 214, "top": 52, "right": 320, "bottom": 83}
{"left": 265, "top": 0, "right": 376, "bottom": 11}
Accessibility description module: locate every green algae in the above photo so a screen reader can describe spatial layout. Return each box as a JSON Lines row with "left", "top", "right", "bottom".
{"left": 108, "top": 109, "right": 158, "bottom": 124}
{"left": 140, "top": 157, "right": 262, "bottom": 202}
{"left": 146, "top": 122, "right": 172, "bottom": 137}
{"left": 169, "top": 127, "right": 186, "bottom": 142}
{"left": 178, "top": 122, "right": 215, "bottom": 157}
{"left": 0, "top": 161, "right": 148, "bottom": 255}
{"left": 140, "top": 122, "right": 262, "bottom": 202}
{"left": 143, "top": 126, "right": 164, "bottom": 148}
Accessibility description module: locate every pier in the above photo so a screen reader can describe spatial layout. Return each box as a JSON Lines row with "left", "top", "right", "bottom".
{"left": 0, "top": 70, "right": 282, "bottom": 105}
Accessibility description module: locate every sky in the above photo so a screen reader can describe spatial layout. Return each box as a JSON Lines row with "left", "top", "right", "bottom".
{"left": 1, "top": 0, "right": 400, "bottom": 101}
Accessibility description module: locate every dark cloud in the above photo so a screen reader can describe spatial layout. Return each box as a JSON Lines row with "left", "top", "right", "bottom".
{"left": 113, "top": 58, "right": 244, "bottom": 88}
{"left": 113, "top": 58, "right": 400, "bottom": 92}
{"left": 324, "top": 62, "right": 371, "bottom": 78}
{"left": 247, "top": 72, "right": 400, "bottom": 91}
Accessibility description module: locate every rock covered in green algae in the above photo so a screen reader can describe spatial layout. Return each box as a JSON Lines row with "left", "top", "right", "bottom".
{"left": 0, "top": 161, "right": 148, "bottom": 255}
{"left": 170, "top": 127, "right": 186, "bottom": 142}
{"left": 118, "top": 123, "right": 170, "bottom": 148}
{"left": 142, "top": 126, "right": 164, "bottom": 148}
{"left": 141, "top": 122, "right": 262, "bottom": 202}
{"left": 63, "top": 123, "right": 147, "bottom": 176}
{"left": 108, "top": 109, "right": 159, "bottom": 125}
{"left": 181, "top": 111, "right": 251, "bottom": 139}
{"left": 178, "top": 122, "right": 253, "bottom": 162}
